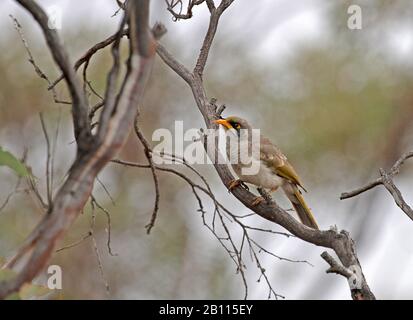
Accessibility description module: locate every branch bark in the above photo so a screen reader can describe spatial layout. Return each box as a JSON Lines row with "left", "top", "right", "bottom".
{"left": 15, "top": 0, "right": 91, "bottom": 148}
{"left": 157, "top": 0, "right": 375, "bottom": 300}
{"left": 2, "top": 0, "right": 377, "bottom": 300}
{"left": 341, "top": 151, "right": 413, "bottom": 221}
{"left": 0, "top": 0, "right": 158, "bottom": 299}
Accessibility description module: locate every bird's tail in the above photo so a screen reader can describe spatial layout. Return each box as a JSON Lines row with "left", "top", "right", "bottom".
{"left": 282, "top": 183, "right": 319, "bottom": 229}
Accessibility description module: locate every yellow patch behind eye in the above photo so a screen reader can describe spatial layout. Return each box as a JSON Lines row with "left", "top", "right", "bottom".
{"left": 234, "top": 123, "right": 240, "bottom": 129}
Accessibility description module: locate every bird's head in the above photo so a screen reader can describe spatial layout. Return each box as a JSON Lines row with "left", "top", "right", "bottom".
{"left": 214, "top": 116, "right": 252, "bottom": 132}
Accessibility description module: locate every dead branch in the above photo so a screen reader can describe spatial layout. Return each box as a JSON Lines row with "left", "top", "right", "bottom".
{"left": 321, "top": 251, "right": 353, "bottom": 278}
{"left": 55, "top": 232, "right": 92, "bottom": 253}
{"left": 39, "top": 113, "right": 52, "bottom": 208}
{"left": 341, "top": 151, "right": 413, "bottom": 221}
{"left": 112, "top": 155, "right": 308, "bottom": 299}
{"left": 91, "top": 195, "right": 117, "bottom": 256}
{"left": 134, "top": 119, "right": 160, "bottom": 234}
{"left": 13, "top": 0, "right": 91, "bottom": 146}
{"left": 48, "top": 29, "right": 129, "bottom": 91}
{"left": 0, "top": 0, "right": 159, "bottom": 299}
{"left": 90, "top": 199, "right": 110, "bottom": 294}
{"left": 1, "top": 0, "right": 379, "bottom": 300}
{"left": 165, "top": 0, "right": 208, "bottom": 21}
{"left": 156, "top": 0, "right": 375, "bottom": 300}
{"left": 10, "top": 14, "right": 71, "bottom": 105}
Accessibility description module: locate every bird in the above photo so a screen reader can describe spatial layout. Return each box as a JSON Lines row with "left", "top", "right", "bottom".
{"left": 214, "top": 115, "right": 319, "bottom": 229}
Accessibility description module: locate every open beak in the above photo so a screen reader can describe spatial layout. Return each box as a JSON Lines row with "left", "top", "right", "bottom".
{"left": 214, "top": 119, "right": 233, "bottom": 130}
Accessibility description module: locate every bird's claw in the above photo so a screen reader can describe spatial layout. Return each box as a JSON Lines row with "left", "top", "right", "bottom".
{"left": 252, "top": 196, "right": 265, "bottom": 206}
{"left": 228, "top": 179, "right": 249, "bottom": 193}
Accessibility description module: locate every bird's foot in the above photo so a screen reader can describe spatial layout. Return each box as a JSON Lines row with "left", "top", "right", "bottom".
{"left": 257, "top": 187, "right": 273, "bottom": 204}
{"left": 269, "top": 186, "right": 279, "bottom": 193}
{"left": 228, "top": 179, "right": 249, "bottom": 193}
{"left": 252, "top": 196, "right": 265, "bottom": 206}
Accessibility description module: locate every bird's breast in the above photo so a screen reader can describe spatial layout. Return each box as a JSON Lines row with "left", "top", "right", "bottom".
{"left": 226, "top": 141, "right": 283, "bottom": 189}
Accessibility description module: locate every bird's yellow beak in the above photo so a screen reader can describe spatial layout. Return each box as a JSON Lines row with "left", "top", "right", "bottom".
{"left": 214, "top": 119, "right": 233, "bottom": 130}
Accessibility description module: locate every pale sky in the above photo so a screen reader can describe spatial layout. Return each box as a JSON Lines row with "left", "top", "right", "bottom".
{"left": 1, "top": 0, "right": 413, "bottom": 300}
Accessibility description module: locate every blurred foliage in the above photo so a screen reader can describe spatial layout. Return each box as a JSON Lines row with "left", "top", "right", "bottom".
{"left": 0, "top": 147, "right": 30, "bottom": 177}
{"left": 1, "top": 0, "right": 413, "bottom": 299}
{"left": 0, "top": 267, "right": 51, "bottom": 300}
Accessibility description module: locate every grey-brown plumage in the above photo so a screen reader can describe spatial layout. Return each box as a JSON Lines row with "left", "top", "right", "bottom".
{"left": 215, "top": 116, "right": 318, "bottom": 229}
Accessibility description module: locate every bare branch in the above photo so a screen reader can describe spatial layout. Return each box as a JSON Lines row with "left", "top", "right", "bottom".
{"left": 91, "top": 195, "right": 117, "bottom": 256}
{"left": 112, "top": 156, "right": 305, "bottom": 299}
{"left": 341, "top": 151, "right": 413, "bottom": 199}
{"left": 48, "top": 29, "right": 129, "bottom": 91}
{"left": 193, "top": 0, "right": 234, "bottom": 78}
{"left": 0, "top": 0, "right": 159, "bottom": 299}
{"left": 50, "top": 109, "right": 62, "bottom": 194}
{"left": 156, "top": 43, "right": 194, "bottom": 84}
{"left": 321, "top": 251, "right": 352, "bottom": 278}
{"left": 157, "top": 0, "right": 375, "bottom": 300}
{"left": 10, "top": 15, "right": 71, "bottom": 105}
{"left": 165, "top": 0, "right": 208, "bottom": 21}
{"left": 50, "top": 24, "right": 166, "bottom": 92}
{"left": 341, "top": 151, "right": 413, "bottom": 221}
{"left": 56, "top": 232, "right": 92, "bottom": 253}
{"left": 134, "top": 119, "right": 160, "bottom": 234}
{"left": 112, "top": 0, "right": 128, "bottom": 17}
{"left": 380, "top": 169, "right": 413, "bottom": 220}
{"left": 96, "top": 176, "right": 116, "bottom": 206}
{"left": 89, "top": 199, "right": 110, "bottom": 295}
{"left": 26, "top": 171, "right": 48, "bottom": 211}
{"left": 96, "top": 15, "right": 126, "bottom": 140}
{"left": 15, "top": 0, "right": 91, "bottom": 147}
{"left": 39, "top": 113, "right": 52, "bottom": 208}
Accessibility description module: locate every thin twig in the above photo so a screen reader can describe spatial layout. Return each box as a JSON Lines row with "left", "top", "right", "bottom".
{"left": 111, "top": 157, "right": 290, "bottom": 299}
{"left": 56, "top": 232, "right": 92, "bottom": 252}
{"left": 51, "top": 108, "right": 61, "bottom": 194}
{"left": 96, "top": 176, "right": 116, "bottom": 206}
{"left": 39, "top": 113, "right": 52, "bottom": 208}
{"left": 90, "top": 200, "right": 110, "bottom": 295}
{"left": 159, "top": 0, "right": 374, "bottom": 300}
{"left": 0, "top": 0, "right": 159, "bottom": 299}
{"left": 10, "top": 15, "right": 71, "bottom": 105}
{"left": 134, "top": 118, "right": 160, "bottom": 234}
{"left": 91, "top": 195, "right": 117, "bottom": 256}
{"left": 341, "top": 151, "right": 413, "bottom": 220}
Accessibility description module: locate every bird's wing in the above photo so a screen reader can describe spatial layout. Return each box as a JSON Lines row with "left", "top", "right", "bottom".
{"left": 260, "top": 136, "right": 306, "bottom": 190}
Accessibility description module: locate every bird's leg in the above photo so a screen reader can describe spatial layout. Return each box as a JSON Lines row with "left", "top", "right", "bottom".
{"left": 252, "top": 187, "right": 273, "bottom": 206}
{"left": 251, "top": 196, "right": 265, "bottom": 206}
{"left": 227, "top": 179, "right": 249, "bottom": 193}
{"left": 228, "top": 179, "right": 241, "bottom": 192}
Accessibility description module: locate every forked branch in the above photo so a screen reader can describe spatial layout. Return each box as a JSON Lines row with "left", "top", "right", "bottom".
{"left": 341, "top": 151, "right": 413, "bottom": 221}
{"left": 158, "top": 0, "right": 375, "bottom": 300}
{"left": 0, "top": 0, "right": 159, "bottom": 299}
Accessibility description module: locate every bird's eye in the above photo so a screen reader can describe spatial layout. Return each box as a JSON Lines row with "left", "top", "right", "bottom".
{"left": 234, "top": 123, "right": 240, "bottom": 129}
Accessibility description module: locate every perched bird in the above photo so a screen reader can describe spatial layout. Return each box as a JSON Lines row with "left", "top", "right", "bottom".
{"left": 215, "top": 116, "right": 318, "bottom": 229}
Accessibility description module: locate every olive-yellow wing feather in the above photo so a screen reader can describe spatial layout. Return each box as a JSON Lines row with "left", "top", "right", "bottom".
{"left": 260, "top": 136, "right": 306, "bottom": 191}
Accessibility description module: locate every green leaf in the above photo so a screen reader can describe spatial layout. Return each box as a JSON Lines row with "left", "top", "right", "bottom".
{"left": 0, "top": 147, "right": 30, "bottom": 177}
{"left": 0, "top": 268, "right": 51, "bottom": 300}
{"left": 19, "top": 283, "right": 51, "bottom": 300}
